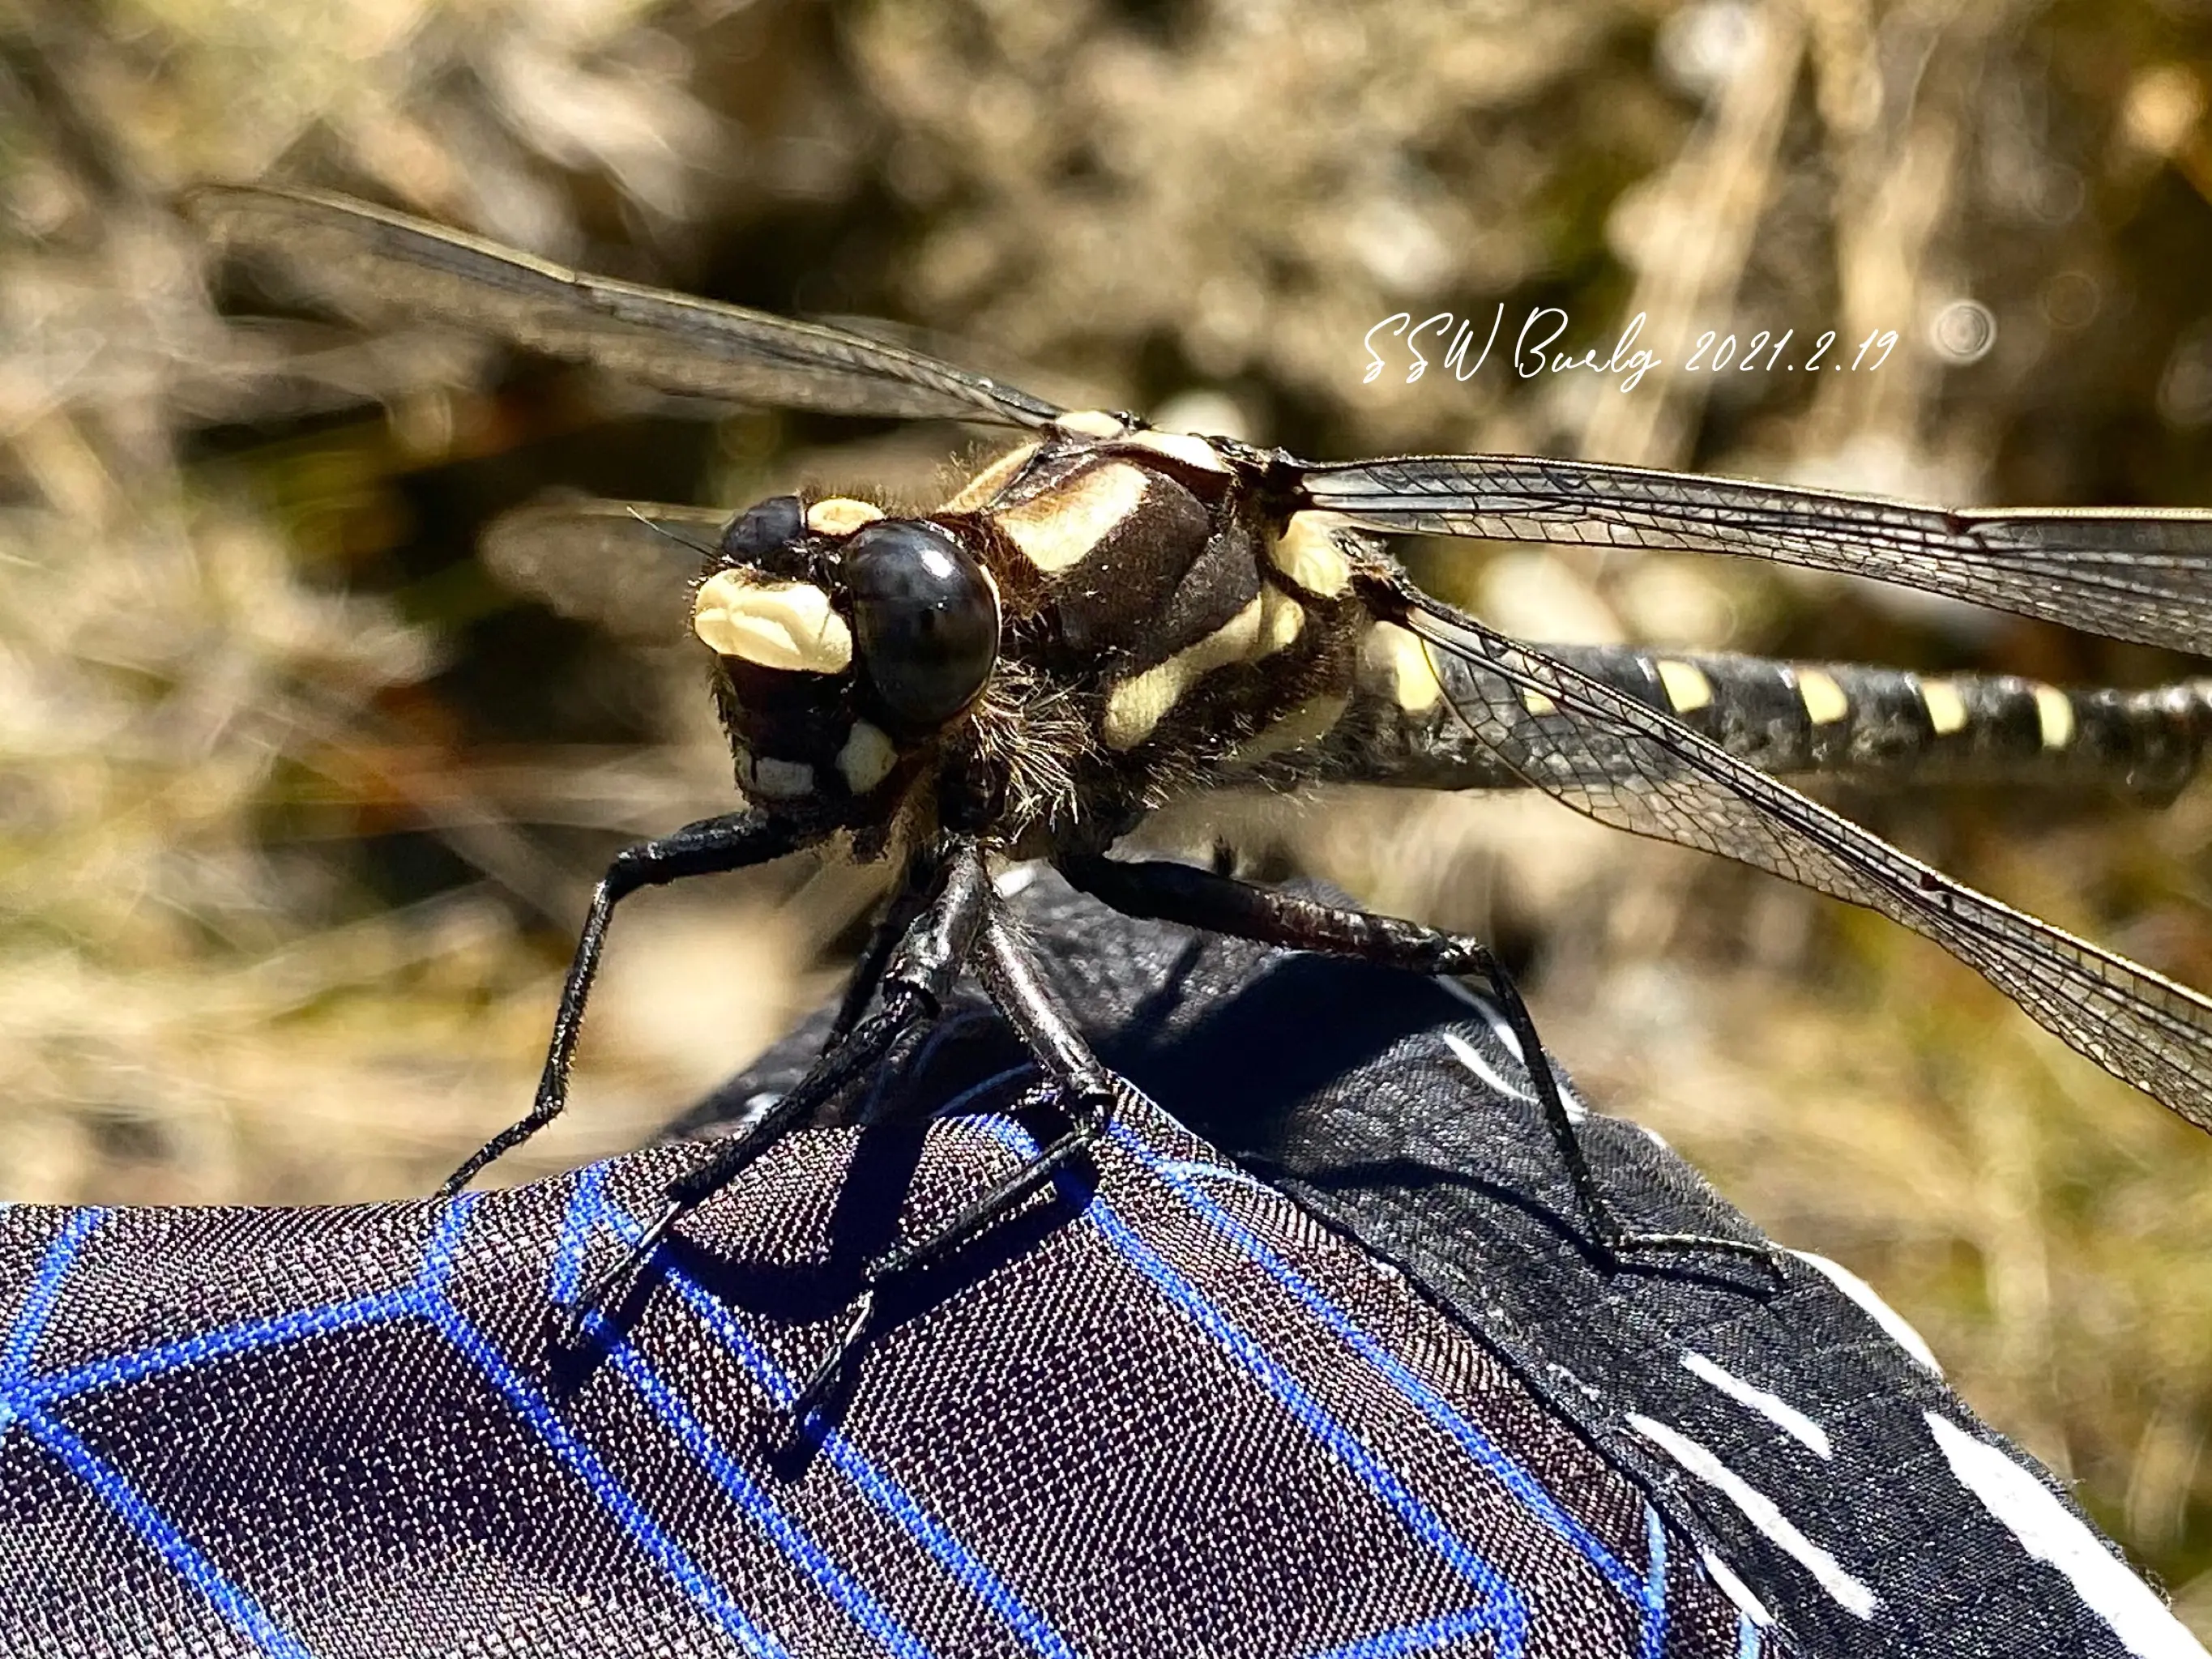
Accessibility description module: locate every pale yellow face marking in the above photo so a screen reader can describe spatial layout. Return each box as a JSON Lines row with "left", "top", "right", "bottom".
{"left": 837, "top": 721, "right": 898, "bottom": 794}
{"left": 995, "top": 459, "right": 1151, "bottom": 574}
{"left": 805, "top": 497, "right": 884, "bottom": 536}
{"left": 1796, "top": 667, "right": 1849, "bottom": 725}
{"left": 741, "top": 753, "right": 816, "bottom": 801}
{"left": 1521, "top": 688, "right": 1559, "bottom": 717}
{"left": 1124, "top": 429, "right": 1229, "bottom": 472}
{"left": 1358, "top": 623, "right": 1442, "bottom": 714}
{"left": 1054, "top": 409, "right": 1131, "bottom": 440}
{"left": 1919, "top": 679, "right": 1968, "bottom": 736}
{"left": 1268, "top": 513, "right": 1354, "bottom": 598}
{"left": 693, "top": 571, "right": 853, "bottom": 673}
{"left": 942, "top": 443, "right": 1040, "bottom": 512}
{"left": 1103, "top": 595, "right": 1265, "bottom": 750}
{"left": 1227, "top": 693, "right": 1352, "bottom": 766}
{"left": 1655, "top": 659, "right": 1712, "bottom": 715}
{"left": 2032, "top": 684, "right": 2076, "bottom": 749}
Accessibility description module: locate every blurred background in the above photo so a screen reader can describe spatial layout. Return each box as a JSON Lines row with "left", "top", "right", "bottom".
{"left": 2, "top": 0, "right": 2210, "bottom": 1628}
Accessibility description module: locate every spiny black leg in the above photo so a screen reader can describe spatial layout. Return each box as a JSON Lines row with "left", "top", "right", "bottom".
{"left": 974, "top": 906, "right": 1120, "bottom": 1111}
{"left": 554, "top": 842, "right": 996, "bottom": 1345}
{"left": 668, "top": 847, "right": 994, "bottom": 1213}
{"left": 445, "top": 809, "right": 817, "bottom": 1195}
{"left": 822, "top": 850, "right": 943, "bottom": 1055}
{"left": 791, "top": 906, "right": 1119, "bottom": 1418}
{"left": 555, "top": 986, "right": 930, "bottom": 1347}
{"left": 1057, "top": 853, "right": 1783, "bottom": 1279}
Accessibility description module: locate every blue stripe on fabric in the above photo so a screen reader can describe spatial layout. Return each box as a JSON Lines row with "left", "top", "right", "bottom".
{"left": 2, "top": 1209, "right": 104, "bottom": 1385}
{"left": 591, "top": 1189, "right": 1077, "bottom": 1659}
{"left": 1738, "top": 1610, "right": 1762, "bottom": 1659}
{"left": 1, "top": 1205, "right": 483, "bottom": 1658}
{"left": 959, "top": 1084, "right": 1615, "bottom": 1607}
{"left": 30, "top": 1202, "right": 474, "bottom": 1410}
{"left": 1130, "top": 1126, "right": 1668, "bottom": 1641}
{"left": 1305, "top": 1606, "right": 1515, "bottom": 1659}
{"left": 967, "top": 1115, "right": 1527, "bottom": 1655}
{"left": 604, "top": 1340, "right": 932, "bottom": 1659}
{"left": 1080, "top": 1192, "right": 1528, "bottom": 1653}
{"left": 550, "top": 1171, "right": 600, "bottom": 1306}
{"left": 414, "top": 1199, "right": 475, "bottom": 1289}
{"left": 421, "top": 1282, "right": 790, "bottom": 1658}
{"left": 22, "top": 1409, "right": 311, "bottom": 1659}
{"left": 932, "top": 1065, "right": 1038, "bottom": 1120}
{"left": 1641, "top": 1503, "right": 1669, "bottom": 1659}
{"left": 26, "top": 1289, "right": 425, "bottom": 1409}
{"left": 903, "top": 1065, "right": 1717, "bottom": 1653}
{"left": 552, "top": 1167, "right": 934, "bottom": 1659}
{"left": 794, "top": 1432, "right": 1075, "bottom": 1659}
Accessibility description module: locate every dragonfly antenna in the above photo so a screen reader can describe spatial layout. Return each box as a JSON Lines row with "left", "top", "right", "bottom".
{"left": 625, "top": 505, "right": 716, "bottom": 560}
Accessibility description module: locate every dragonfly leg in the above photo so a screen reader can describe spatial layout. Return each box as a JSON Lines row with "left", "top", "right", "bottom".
{"left": 444, "top": 809, "right": 816, "bottom": 1195}
{"left": 553, "top": 842, "right": 994, "bottom": 1348}
{"left": 788, "top": 906, "right": 1120, "bottom": 1421}
{"left": 1057, "top": 853, "right": 1786, "bottom": 1282}
{"left": 821, "top": 848, "right": 943, "bottom": 1055}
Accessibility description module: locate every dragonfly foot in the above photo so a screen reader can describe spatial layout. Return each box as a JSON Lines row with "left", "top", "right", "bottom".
{"left": 786, "top": 1286, "right": 879, "bottom": 1426}
{"left": 548, "top": 1196, "right": 688, "bottom": 1351}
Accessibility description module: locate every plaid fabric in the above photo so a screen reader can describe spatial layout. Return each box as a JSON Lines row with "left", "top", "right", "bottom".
{"left": 1, "top": 870, "right": 2197, "bottom": 1658}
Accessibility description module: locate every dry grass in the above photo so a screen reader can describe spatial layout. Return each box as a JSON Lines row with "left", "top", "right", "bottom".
{"left": 2, "top": 0, "right": 2209, "bottom": 1628}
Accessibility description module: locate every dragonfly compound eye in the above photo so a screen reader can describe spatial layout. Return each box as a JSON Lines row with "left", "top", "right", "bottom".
{"left": 843, "top": 521, "right": 1001, "bottom": 734}
{"left": 719, "top": 494, "right": 806, "bottom": 562}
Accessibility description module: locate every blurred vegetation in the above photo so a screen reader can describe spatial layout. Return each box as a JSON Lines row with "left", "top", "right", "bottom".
{"left": 2, "top": 0, "right": 2210, "bottom": 1631}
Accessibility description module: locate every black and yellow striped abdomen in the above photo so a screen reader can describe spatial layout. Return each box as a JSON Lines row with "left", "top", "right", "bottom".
{"left": 1309, "top": 641, "right": 2212, "bottom": 803}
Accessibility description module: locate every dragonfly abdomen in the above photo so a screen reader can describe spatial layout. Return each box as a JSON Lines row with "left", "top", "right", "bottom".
{"left": 1316, "top": 637, "right": 2212, "bottom": 803}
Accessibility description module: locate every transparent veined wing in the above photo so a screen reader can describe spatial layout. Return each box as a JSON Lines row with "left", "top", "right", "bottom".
{"left": 1372, "top": 575, "right": 2212, "bottom": 1132}
{"left": 186, "top": 186, "right": 1068, "bottom": 429}
{"left": 1304, "top": 454, "right": 2212, "bottom": 655}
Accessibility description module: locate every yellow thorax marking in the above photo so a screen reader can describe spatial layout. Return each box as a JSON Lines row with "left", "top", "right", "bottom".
{"left": 1359, "top": 623, "right": 1443, "bottom": 714}
{"left": 805, "top": 497, "right": 883, "bottom": 536}
{"left": 737, "top": 749, "right": 816, "bottom": 801}
{"left": 693, "top": 572, "right": 853, "bottom": 673}
{"left": 942, "top": 443, "right": 1040, "bottom": 512}
{"left": 1054, "top": 409, "right": 1130, "bottom": 439}
{"left": 995, "top": 459, "right": 1152, "bottom": 574}
{"left": 1124, "top": 429, "right": 1229, "bottom": 472}
{"left": 1260, "top": 585, "right": 1305, "bottom": 653}
{"left": 1269, "top": 513, "right": 1354, "bottom": 598}
{"left": 1103, "top": 595, "right": 1275, "bottom": 750}
{"left": 1228, "top": 693, "right": 1352, "bottom": 766}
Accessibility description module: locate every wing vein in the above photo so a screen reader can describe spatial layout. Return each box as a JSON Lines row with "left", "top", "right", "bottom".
{"left": 1382, "top": 581, "right": 2212, "bottom": 1130}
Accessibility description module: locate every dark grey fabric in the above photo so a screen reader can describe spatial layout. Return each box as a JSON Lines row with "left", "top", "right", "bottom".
{"left": 0, "top": 868, "right": 2187, "bottom": 1658}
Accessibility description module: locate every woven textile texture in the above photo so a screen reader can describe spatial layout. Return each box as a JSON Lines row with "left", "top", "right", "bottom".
{"left": 2, "top": 869, "right": 2198, "bottom": 1658}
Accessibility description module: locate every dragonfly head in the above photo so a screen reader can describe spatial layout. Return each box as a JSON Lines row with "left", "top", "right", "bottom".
{"left": 692, "top": 493, "right": 1002, "bottom": 816}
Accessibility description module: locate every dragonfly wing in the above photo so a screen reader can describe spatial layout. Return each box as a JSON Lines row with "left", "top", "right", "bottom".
{"left": 186, "top": 186, "right": 1067, "bottom": 429}
{"left": 480, "top": 497, "right": 721, "bottom": 643}
{"left": 1303, "top": 454, "right": 2212, "bottom": 655}
{"left": 1381, "top": 578, "right": 2212, "bottom": 1132}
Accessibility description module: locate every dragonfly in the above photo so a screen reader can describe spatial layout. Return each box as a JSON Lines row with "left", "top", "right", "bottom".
{"left": 188, "top": 184, "right": 2212, "bottom": 1411}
